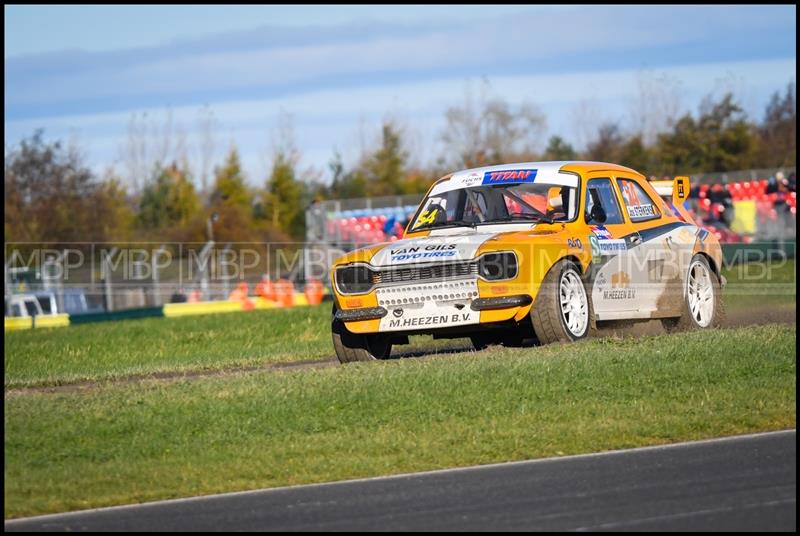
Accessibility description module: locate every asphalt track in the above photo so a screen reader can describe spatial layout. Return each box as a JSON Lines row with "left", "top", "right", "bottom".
{"left": 5, "top": 430, "right": 795, "bottom": 532}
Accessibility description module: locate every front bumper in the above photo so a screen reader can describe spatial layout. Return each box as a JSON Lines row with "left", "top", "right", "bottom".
{"left": 470, "top": 295, "right": 532, "bottom": 311}
{"left": 336, "top": 275, "right": 533, "bottom": 334}
{"left": 334, "top": 307, "right": 388, "bottom": 322}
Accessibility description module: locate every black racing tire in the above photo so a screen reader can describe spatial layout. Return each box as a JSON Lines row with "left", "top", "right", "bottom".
{"left": 331, "top": 305, "right": 392, "bottom": 364}
{"left": 530, "top": 259, "right": 592, "bottom": 345}
{"left": 470, "top": 333, "right": 500, "bottom": 351}
{"left": 662, "top": 254, "right": 724, "bottom": 333}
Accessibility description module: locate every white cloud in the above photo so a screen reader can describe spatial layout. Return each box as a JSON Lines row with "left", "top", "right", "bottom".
{"left": 7, "top": 5, "right": 794, "bottom": 110}
{"left": 6, "top": 57, "right": 794, "bottom": 186}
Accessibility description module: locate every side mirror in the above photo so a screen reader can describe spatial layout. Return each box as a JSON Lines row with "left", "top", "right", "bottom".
{"left": 587, "top": 204, "right": 607, "bottom": 224}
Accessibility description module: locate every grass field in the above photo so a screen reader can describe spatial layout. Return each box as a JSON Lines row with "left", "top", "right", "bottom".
{"left": 4, "top": 324, "right": 795, "bottom": 518}
{"left": 721, "top": 258, "right": 796, "bottom": 309}
{"left": 4, "top": 260, "right": 795, "bottom": 389}
{"left": 4, "top": 306, "right": 332, "bottom": 388}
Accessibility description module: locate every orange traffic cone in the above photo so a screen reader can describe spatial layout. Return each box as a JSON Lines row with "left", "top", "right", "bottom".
{"left": 230, "top": 282, "right": 254, "bottom": 311}
{"left": 304, "top": 278, "right": 324, "bottom": 305}
{"left": 275, "top": 278, "right": 294, "bottom": 307}
{"left": 255, "top": 276, "right": 276, "bottom": 301}
{"left": 228, "top": 281, "right": 248, "bottom": 301}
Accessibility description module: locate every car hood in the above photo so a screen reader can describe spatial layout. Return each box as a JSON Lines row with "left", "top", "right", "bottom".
{"left": 369, "top": 223, "right": 538, "bottom": 267}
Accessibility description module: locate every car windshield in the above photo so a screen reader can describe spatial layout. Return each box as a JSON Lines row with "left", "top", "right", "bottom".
{"left": 409, "top": 182, "right": 577, "bottom": 232}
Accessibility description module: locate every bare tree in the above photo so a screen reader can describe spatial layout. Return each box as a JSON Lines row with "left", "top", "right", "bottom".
{"left": 442, "top": 80, "right": 547, "bottom": 169}
{"left": 155, "top": 109, "right": 174, "bottom": 167}
{"left": 569, "top": 98, "right": 602, "bottom": 154}
{"left": 123, "top": 111, "right": 148, "bottom": 192}
{"left": 120, "top": 108, "right": 187, "bottom": 193}
{"left": 442, "top": 81, "right": 483, "bottom": 168}
{"left": 195, "top": 104, "right": 218, "bottom": 196}
{"left": 631, "top": 70, "right": 684, "bottom": 145}
{"left": 271, "top": 109, "right": 300, "bottom": 167}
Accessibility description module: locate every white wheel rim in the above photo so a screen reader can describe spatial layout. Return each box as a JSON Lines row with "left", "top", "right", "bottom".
{"left": 559, "top": 270, "right": 588, "bottom": 337}
{"left": 687, "top": 261, "right": 714, "bottom": 327}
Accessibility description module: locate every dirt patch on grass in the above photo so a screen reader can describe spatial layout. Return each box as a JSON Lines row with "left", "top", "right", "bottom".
{"left": 592, "top": 303, "right": 795, "bottom": 339}
{"left": 6, "top": 304, "right": 794, "bottom": 397}
{"left": 723, "top": 304, "right": 795, "bottom": 328}
{"left": 5, "top": 358, "right": 337, "bottom": 398}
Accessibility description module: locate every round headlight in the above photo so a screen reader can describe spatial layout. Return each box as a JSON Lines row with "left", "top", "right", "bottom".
{"left": 478, "top": 252, "right": 518, "bottom": 281}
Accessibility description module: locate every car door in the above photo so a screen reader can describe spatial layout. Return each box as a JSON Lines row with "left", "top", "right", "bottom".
{"left": 614, "top": 175, "right": 684, "bottom": 317}
{"left": 584, "top": 176, "right": 643, "bottom": 319}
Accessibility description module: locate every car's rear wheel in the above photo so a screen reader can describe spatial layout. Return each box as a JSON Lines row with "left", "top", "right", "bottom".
{"left": 331, "top": 305, "right": 392, "bottom": 363}
{"left": 662, "top": 254, "right": 724, "bottom": 332}
{"left": 530, "top": 259, "right": 591, "bottom": 344}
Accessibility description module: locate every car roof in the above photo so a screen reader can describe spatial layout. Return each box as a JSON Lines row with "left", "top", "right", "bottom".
{"left": 451, "top": 161, "right": 642, "bottom": 177}
{"left": 430, "top": 161, "right": 643, "bottom": 195}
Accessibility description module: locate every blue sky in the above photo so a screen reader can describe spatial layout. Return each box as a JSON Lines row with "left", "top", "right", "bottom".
{"left": 4, "top": 5, "right": 797, "bottom": 187}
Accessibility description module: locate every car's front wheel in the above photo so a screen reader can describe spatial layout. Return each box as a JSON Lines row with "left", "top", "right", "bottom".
{"left": 470, "top": 332, "right": 502, "bottom": 351}
{"left": 530, "top": 259, "right": 591, "bottom": 344}
{"left": 331, "top": 305, "right": 392, "bottom": 364}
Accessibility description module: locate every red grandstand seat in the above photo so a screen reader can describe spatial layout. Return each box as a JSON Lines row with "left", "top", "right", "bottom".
{"left": 756, "top": 200, "right": 771, "bottom": 216}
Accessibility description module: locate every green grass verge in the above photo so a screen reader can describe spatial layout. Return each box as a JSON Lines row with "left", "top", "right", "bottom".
{"left": 4, "top": 261, "right": 795, "bottom": 388}
{"left": 4, "top": 324, "right": 795, "bottom": 518}
{"left": 4, "top": 306, "right": 332, "bottom": 388}
{"left": 721, "top": 259, "right": 796, "bottom": 309}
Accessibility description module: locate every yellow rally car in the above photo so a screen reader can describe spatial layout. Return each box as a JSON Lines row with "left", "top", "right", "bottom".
{"left": 330, "top": 161, "right": 724, "bottom": 363}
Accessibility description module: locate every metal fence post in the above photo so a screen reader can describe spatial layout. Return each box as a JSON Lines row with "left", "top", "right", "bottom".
{"left": 151, "top": 245, "right": 167, "bottom": 306}
{"left": 102, "top": 247, "right": 118, "bottom": 312}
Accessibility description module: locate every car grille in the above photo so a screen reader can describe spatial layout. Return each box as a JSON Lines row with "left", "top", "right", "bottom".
{"left": 372, "top": 261, "right": 479, "bottom": 286}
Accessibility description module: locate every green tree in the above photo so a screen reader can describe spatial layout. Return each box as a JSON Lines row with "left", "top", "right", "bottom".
{"left": 543, "top": 136, "right": 577, "bottom": 161}
{"left": 93, "top": 172, "right": 135, "bottom": 241}
{"left": 584, "top": 123, "right": 625, "bottom": 163}
{"left": 757, "top": 83, "right": 796, "bottom": 167}
{"left": 264, "top": 151, "right": 305, "bottom": 239}
{"left": 362, "top": 122, "right": 407, "bottom": 197}
{"left": 210, "top": 148, "right": 251, "bottom": 210}
{"left": 137, "top": 163, "right": 200, "bottom": 230}
{"left": 655, "top": 114, "right": 703, "bottom": 173}
{"left": 656, "top": 93, "right": 757, "bottom": 174}
{"left": 328, "top": 151, "right": 367, "bottom": 199}
{"left": 617, "top": 135, "right": 652, "bottom": 173}
{"left": 398, "top": 168, "right": 435, "bottom": 195}
{"left": 5, "top": 131, "right": 109, "bottom": 243}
